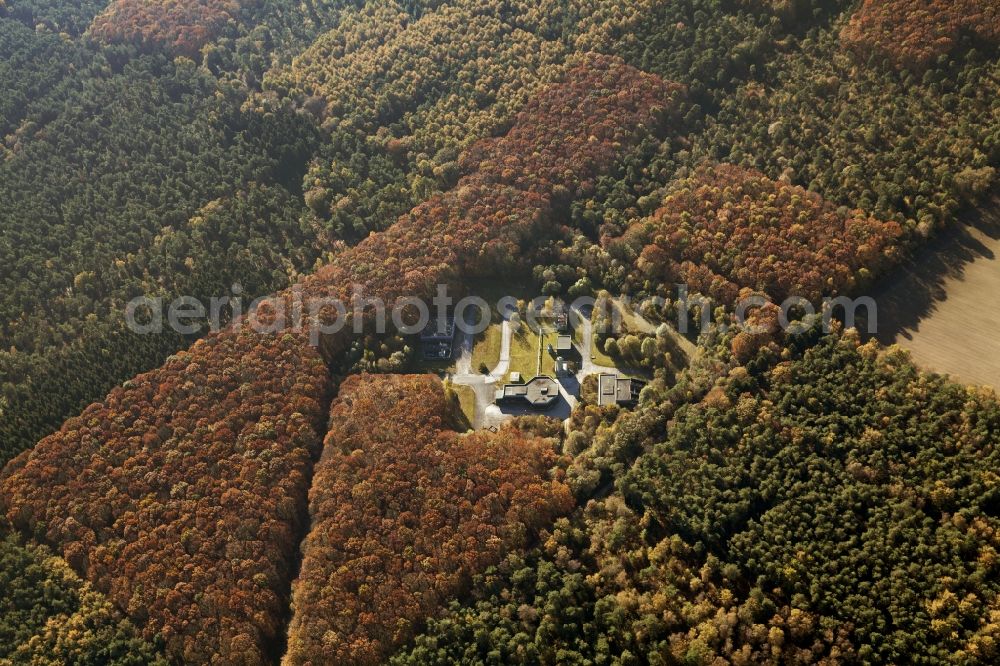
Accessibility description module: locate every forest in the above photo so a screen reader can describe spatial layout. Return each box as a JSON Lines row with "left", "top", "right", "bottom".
{"left": 89, "top": 0, "right": 247, "bottom": 57}
{"left": 841, "top": 0, "right": 1000, "bottom": 70}
{"left": 626, "top": 163, "right": 902, "bottom": 305}
{"left": 285, "top": 374, "right": 573, "bottom": 665}
{"left": 4, "top": 0, "right": 994, "bottom": 465}
{"left": 1, "top": 328, "right": 331, "bottom": 664}
{"left": 1, "top": 0, "right": 999, "bottom": 663}
{"left": 1, "top": 53, "right": 674, "bottom": 664}
{"left": 395, "top": 326, "right": 1000, "bottom": 665}
{"left": 0, "top": 534, "right": 166, "bottom": 665}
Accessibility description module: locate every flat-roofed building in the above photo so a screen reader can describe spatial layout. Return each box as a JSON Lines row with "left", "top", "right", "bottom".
{"left": 548, "top": 334, "right": 577, "bottom": 363}
{"left": 495, "top": 375, "right": 560, "bottom": 410}
{"left": 597, "top": 373, "right": 645, "bottom": 407}
{"left": 419, "top": 316, "right": 456, "bottom": 361}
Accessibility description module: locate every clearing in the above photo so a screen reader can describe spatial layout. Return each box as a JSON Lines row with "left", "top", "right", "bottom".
{"left": 871, "top": 196, "right": 1000, "bottom": 392}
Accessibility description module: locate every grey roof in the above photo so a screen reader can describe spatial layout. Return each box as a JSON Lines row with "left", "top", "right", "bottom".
{"left": 497, "top": 375, "right": 560, "bottom": 410}
{"left": 420, "top": 316, "right": 456, "bottom": 341}
{"left": 597, "top": 373, "right": 644, "bottom": 407}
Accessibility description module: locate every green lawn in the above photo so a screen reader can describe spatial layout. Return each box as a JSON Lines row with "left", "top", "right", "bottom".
{"left": 467, "top": 319, "right": 544, "bottom": 382}
{"left": 450, "top": 383, "right": 477, "bottom": 429}
{"left": 589, "top": 332, "right": 619, "bottom": 368}
{"left": 584, "top": 309, "right": 620, "bottom": 368}
{"left": 615, "top": 301, "right": 653, "bottom": 334}
{"left": 538, "top": 329, "right": 561, "bottom": 376}
{"left": 470, "top": 324, "right": 503, "bottom": 374}
{"left": 508, "top": 325, "right": 541, "bottom": 380}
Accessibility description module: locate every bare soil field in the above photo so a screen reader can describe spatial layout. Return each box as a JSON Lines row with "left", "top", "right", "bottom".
{"left": 870, "top": 196, "right": 1000, "bottom": 391}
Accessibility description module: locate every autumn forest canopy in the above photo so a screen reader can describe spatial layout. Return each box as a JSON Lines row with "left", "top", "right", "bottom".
{"left": 1, "top": 0, "right": 1000, "bottom": 664}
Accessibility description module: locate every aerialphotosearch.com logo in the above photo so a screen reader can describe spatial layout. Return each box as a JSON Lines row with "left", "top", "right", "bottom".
{"left": 125, "top": 283, "right": 879, "bottom": 346}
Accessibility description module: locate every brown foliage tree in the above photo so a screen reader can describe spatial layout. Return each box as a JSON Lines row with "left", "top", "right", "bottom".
{"left": 0, "top": 329, "right": 331, "bottom": 664}
{"left": 630, "top": 163, "right": 902, "bottom": 305}
{"left": 88, "top": 0, "right": 245, "bottom": 57}
{"left": 283, "top": 374, "right": 574, "bottom": 666}
{"left": 841, "top": 0, "right": 1000, "bottom": 70}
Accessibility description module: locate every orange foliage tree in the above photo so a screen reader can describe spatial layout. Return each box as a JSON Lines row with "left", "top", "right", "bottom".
{"left": 290, "top": 55, "right": 685, "bottom": 356}
{"left": 841, "top": 0, "right": 1000, "bottom": 70}
{"left": 0, "top": 329, "right": 330, "bottom": 664}
{"left": 88, "top": 0, "right": 245, "bottom": 57}
{"left": 0, "top": 55, "right": 680, "bottom": 664}
{"left": 630, "top": 163, "right": 902, "bottom": 305}
{"left": 283, "top": 374, "right": 574, "bottom": 666}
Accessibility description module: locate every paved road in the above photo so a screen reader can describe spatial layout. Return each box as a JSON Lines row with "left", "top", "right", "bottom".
{"left": 454, "top": 300, "right": 695, "bottom": 430}
{"left": 490, "top": 318, "right": 512, "bottom": 379}
{"left": 610, "top": 297, "right": 697, "bottom": 359}
{"left": 571, "top": 303, "right": 618, "bottom": 383}
{"left": 454, "top": 302, "right": 686, "bottom": 429}
{"left": 451, "top": 308, "right": 514, "bottom": 429}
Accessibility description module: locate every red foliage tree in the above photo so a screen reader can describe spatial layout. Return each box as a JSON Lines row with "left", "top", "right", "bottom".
{"left": 283, "top": 374, "right": 574, "bottom": 666}
{"left": 630, "top": 163, "right": 902, "bottom": 305}
{"left": 88, "top": 0, "right": 245, "bottom": 57}
{"left": 0, "top": 55, "right": 681, "bottom": 664}
{"left": 841, "top": 0, "right": 1000, "bottom": 70}
{"left": 0, "top": 330, "right": 330, "bottom": 664}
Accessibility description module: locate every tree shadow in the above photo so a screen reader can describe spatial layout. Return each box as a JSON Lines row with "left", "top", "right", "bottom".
{"left": 867, "top": 194, "right": 1000, "bottom": 344}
